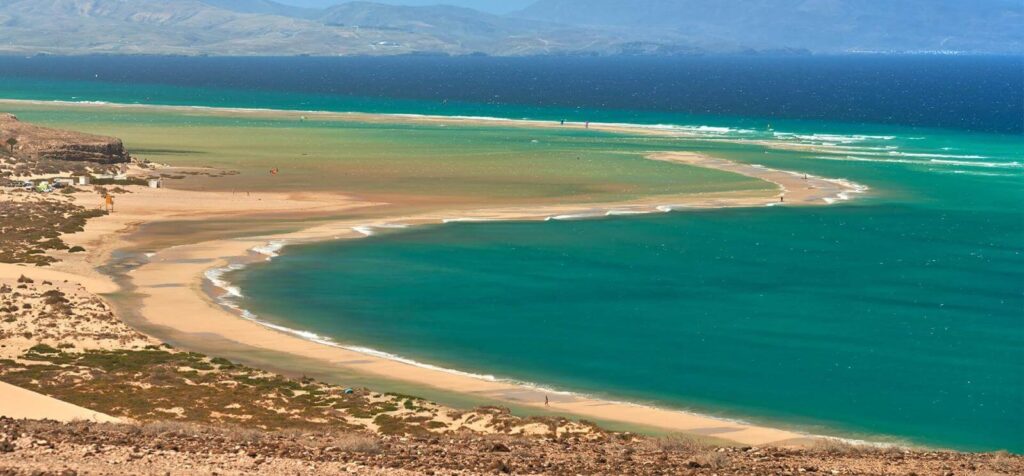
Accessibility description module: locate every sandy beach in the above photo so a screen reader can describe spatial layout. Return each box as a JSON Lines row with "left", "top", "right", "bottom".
{"left": 0, "top": 99, "right": 872, "bottom": 447}
{"left": 26, "top": 144, "right": 855, "bottom": 448}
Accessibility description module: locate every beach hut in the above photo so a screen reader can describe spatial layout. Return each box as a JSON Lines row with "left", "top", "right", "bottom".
{"left": 148, "top": 178, "right": 162, "bottom": 189}
{"left": 77, "top": 175, "right": 91, "bottom": 186}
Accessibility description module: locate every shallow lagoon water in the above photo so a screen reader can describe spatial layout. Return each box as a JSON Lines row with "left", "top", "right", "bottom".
{"left": 234, "top": 129, "right": 1024, "bottom": 452}
{"left": 3, "top": 103, "right": 767, "bottom": 207}
{"left": 2, "top": 56, "right": 1022, "bottom": 451}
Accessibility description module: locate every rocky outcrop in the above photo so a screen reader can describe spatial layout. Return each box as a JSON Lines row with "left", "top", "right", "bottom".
{"left": 0, "top": 113, "right": 130, "bottom": 164}
{"left": 1, "top": 418, "right": 1022, "bottom": 475}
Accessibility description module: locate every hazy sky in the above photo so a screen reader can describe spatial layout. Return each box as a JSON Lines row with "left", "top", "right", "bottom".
{"left": 275, "top": 0, "right": 536, "bottom": 13}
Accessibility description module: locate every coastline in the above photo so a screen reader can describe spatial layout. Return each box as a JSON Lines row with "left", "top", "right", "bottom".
{"left": 114, "top": 151, "right": 862, "bottom": 447}
{"left": 0, "top": 98, "right": 753, "bottom": 139}
{"left": 1, "top": 97, "right": 874, "bottom": 447}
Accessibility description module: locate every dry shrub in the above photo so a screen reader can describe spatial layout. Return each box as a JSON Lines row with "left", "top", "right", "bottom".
{"left": 812, "top": 438, "right": 873, "bottom": 456}
{"left": 654, "top": 433, "right": 717, "bottom": 453}
{"left": 141, "top": 420, "right": 206, "bottom": 438}
{"left": 328, "top": 434, "right": 382, "bottom": 454}
{"left": 270, "top": 428, "right": 381, "bottom": 454}
{"left": 697, "top": 450, "right": 730, "bottom": 469}
{"left": 274, "top": 427, "right": 309, "bottom": 441}
{"left": 988, "top": 450, "right": 1018, "bottom": 474}
{"left": 223, "top": 426, "right": 264, "bottom": 444}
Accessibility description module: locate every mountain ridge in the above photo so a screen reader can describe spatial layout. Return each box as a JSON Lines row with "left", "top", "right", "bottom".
{"left": 0, "top": 0, "right": 1018, "bottom": 56}
{"left": 515, "top": 0, "right": 1024, "bottom": 54}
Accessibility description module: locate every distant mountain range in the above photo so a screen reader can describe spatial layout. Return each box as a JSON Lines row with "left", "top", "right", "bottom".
{"left": 517, "top": 0, "right": 1024, "bottom": 54}
{"left": 0, "top": 0, "right": 1019, "bottom": 56}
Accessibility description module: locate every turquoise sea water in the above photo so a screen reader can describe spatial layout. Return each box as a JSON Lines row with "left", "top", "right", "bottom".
{"left": 234, "top": 130, "right": 1024, "bottom": 452}
{"left": 2, "top": 57, "right": 1022, "bottom": 451}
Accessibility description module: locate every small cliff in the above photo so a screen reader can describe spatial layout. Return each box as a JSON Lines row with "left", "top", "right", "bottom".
{"left": 0, "top": 113, "right": 130, "bottom": 164}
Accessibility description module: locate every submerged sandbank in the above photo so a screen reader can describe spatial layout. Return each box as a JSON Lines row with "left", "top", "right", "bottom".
{"left": 114, "top": 151, "right": 863, "bottom": 447}
{"left": 4, "top": 98, "right": 868, "bottom": 445}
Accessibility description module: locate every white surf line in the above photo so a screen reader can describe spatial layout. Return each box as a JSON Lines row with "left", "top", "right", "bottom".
{"left": 204, "top": 151, "right": 869, "bottom": 343}
{"left": 0, "top": 98, "right": 777, "bottom": 144}
{"left": 180, "top": 146, "right": 881, "bottom": 447}
{"left": 200, "top": 253, "right": 893, "bottom": 449}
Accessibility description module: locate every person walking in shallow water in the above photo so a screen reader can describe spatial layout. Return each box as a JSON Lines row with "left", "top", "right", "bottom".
{"left": 544, "top": 395, "right": 549, "bottom": 406}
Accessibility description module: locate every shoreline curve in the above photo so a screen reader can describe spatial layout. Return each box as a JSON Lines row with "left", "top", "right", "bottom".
{"left": 122, "top": 151, "right": 866, "bottom": 447}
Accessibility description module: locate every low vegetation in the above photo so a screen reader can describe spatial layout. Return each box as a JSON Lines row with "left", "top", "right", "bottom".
{"left": 0, "top": 198, "right": 105, "bottom": 265}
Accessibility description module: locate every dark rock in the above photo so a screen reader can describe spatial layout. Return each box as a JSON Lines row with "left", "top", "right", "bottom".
{"left": 489, "top": 459, "right": 511, "bottom": 474}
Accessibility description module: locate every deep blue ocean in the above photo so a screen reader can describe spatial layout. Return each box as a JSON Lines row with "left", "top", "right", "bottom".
{"left": 1, "top": 55, "right": 1021, "bottom": 133}
{"left": 2, "top": 55, "right": 1021, "bottom": 451}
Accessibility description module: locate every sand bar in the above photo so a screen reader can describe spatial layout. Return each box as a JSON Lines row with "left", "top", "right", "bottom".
{"left": 93, "top": 151, "right": 862, "bottom": 447}
{"left": 1, "top": 99, "right": 866, "bottom": 445}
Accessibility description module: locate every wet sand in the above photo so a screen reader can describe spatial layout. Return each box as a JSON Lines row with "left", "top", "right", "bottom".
{"left": 1, "top": 99, "right": 868, "bottom": 445}
{"left": 37, "top": 149, "right": 860, "bottom": 447}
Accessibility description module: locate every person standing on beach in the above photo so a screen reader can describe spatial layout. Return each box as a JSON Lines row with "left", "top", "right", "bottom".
{"left": 545, "top": 395, "right": 549, "bottom": 406}
{"left": 104, "top": 194, "right": 114, "bottom": 213}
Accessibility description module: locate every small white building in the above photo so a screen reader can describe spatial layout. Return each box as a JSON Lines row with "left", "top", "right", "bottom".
{"left": 77, "top": 175, "right": 90, "bottom": 186}
{"left": 148, "top": 178, "right": 162, "bottom": 189}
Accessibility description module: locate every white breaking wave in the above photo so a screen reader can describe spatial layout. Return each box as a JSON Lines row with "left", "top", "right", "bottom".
{"left": 605, "top": 209, "right": 653, "bottom": 216}
{"left": 597, "top": 122, "right": 758, "bottom": 136}
{"left": 888, "top": 151, "right": 990, "bottom": 160}
{"left": 352, "top": 226, "right": 377, "bottom": 236}
{"left": 773, "top": 132, "right": 897, "bottom": 144}
{"left": 928, "top": 159, "right": 1021, "bottom": 169}
{"left": 352, "top": 224, "right": 410, "bottom": 236}
{"left": 813, "top": 144, "right": 900, "bottom": 153}
{"left": 442, "top": 217, "right": 498, "bottom": 223}
{"left": 251, "top": 240, "right": 287, "bottom": 259}
{"left": 821, "top": 178, "right": 870, "bottom": 204}
{"left": 811, "top": 155, "right": 1022, "bottom": 169}
{"left": 547, "top": 213, "right": 600, "bottom": 221}
{"left": 204, "top": 264, "right": 246, "bottom": 299}
{"left": 935, "top": 169, "right": 1019, "bottom": 177}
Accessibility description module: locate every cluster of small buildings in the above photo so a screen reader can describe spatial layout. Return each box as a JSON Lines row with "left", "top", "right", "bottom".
{"left": 4, "top": 174, "right": 162, "bottom": 193}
